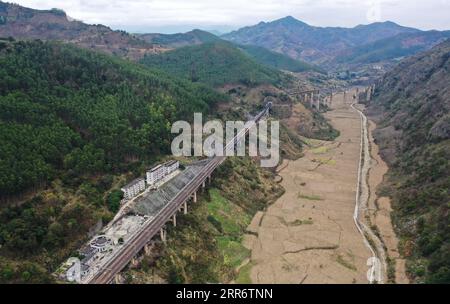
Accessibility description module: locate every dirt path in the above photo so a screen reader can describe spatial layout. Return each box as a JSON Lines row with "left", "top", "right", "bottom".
{"left": 242, "top": 91, "right": 374, "bottom": 284}
{"left": 351, "top": 102, "right": 387, "bottom": 284}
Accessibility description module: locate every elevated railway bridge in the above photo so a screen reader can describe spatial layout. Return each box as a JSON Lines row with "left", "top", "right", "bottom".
{"left": 87, "top": 104, "right": 272, "bottom": 284}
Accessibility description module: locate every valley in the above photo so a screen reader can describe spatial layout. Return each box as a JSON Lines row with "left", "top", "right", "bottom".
{"left": 0, "top": 0, "right": 448, "bottom": 286}
{"left": 240, "top": 90, "right": 398, "bottom": 284}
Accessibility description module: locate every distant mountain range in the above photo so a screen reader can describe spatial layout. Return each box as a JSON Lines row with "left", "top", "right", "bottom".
{"left": 222, "top": 16, "right": 450, "bottom": 67}
{"left": 332, "top": 30, "right": 450, "bottom": 65}
{"left": 1, "top": 1, "right": 448, "bottom": 71}
{"left": 139, "top": 29, "right": 221, "bottom": 48}
{"left": 0, "top": 2, "right": 317, "bottom": 74}
{"left": 0, "top": 1, "right": 164, "bottom": 60}
{"left": 139, "top": 29, "right": 318, "bottom": 74}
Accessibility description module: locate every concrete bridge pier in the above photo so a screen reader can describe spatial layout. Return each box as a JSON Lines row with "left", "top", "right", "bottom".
{"left": 172, "top": 214, "right": 177, "bottom": 227}
{"left": 183, "top": 201, "right": 188, "bottom": 215}
{"left": 192, "top": 191, "right": 197, "bottom": 203}
{"left": 131, "top": 257, "right": 139, "bottom": 267}
{"left": 144, "top": 243, "right": 154, "bottom": 255}
{"left": 160, "top": 228, "right": 167, "bottom": 243}
{"left": 367, "top": 85, "right": 375, "bottom": 101}
{"left": 114, "top": 273, "right": 124, "bottom": 284}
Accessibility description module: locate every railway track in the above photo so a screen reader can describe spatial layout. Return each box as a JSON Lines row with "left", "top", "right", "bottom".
{"left": 87, "top": 106, "right": 271, "bottom": 284}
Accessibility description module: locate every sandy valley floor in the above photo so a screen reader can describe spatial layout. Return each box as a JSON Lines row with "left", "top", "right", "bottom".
{"left": 243, "top": 91, "right": 375, "bottom": 284}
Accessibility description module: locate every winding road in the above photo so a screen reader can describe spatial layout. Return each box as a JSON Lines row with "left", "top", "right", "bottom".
{"left": 351, "top": 99, "right": 387, "bottom": 284}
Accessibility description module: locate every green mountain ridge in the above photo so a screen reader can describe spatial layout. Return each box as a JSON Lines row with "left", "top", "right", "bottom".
{"left": 140, "top": 41, "right": 287, "bottom": 87}
{"left": 335, "top": 31, "right": 450, "bottom": 65}
{"left": 139, "top": 29, "right": 221, "bottom": 48}
{"left": 369, "top": 39, "right": 450, "bottom": 283}
{"left": 139, "top": 29, "right": 317, "bottom": 74}
{"left": 237, "top": 44, "right": 322, "bottom": 73}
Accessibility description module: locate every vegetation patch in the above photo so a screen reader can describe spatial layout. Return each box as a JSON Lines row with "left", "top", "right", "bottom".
{"left": 312, "top": 158, "right": 336, "bottom": 166}
{"left": 298, "top": 193, "right": 324, "bottom": 201}
{"left": 289, "top": 219, "right": 314, "bottom": 226}
{"left": 235, "top": 261, "right": 254, "bottom": 284}
{"left": 336, "top": 254, "right": 357, "bottom": 272}
{"left": 217, "top": 237, "right": 250, "bottom": 268}
{"left": 311, "top": 146, "right": 329, "bottom": 155}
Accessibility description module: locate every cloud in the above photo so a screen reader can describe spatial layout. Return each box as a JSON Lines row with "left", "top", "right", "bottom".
{"left": 11, "top": 0, "right": 450, "bottom": 33}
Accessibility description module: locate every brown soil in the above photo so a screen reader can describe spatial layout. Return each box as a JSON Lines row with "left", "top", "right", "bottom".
{"left": 242, "top": 91, "right": 373, "bottom": 284}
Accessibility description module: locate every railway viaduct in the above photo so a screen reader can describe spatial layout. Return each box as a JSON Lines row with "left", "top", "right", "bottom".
{"left": 87, "top": 105, "right": 272, "bottom": 284}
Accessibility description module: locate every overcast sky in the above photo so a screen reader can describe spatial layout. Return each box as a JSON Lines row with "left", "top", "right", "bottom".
{"left": 12, "top": 0, "right": 450, "bottom": 34}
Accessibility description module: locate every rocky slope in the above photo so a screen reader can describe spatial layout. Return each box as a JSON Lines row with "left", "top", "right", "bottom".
{"left": 0, "top": 1, "right": 163, "bottom": 60}
{"left": 368, "top": 39, "right": 450, "bottom": 283}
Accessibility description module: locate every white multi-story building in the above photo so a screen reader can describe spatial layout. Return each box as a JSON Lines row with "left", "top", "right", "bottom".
{"left": 146, "top": 164, "right": 166, "bottom": 185}
{"left": 146, "top": 160, "right": 180, "bottom": 186}
{"left": 165, "top": 160, "right": 180, "bottom": 175}
{"left": 121, "top": 178, "right": 146, "bottom": 200}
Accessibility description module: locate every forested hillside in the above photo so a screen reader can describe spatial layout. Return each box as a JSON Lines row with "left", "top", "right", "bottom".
{"left": 238, "top": 44, "right": 320, "bottom": 73}
{"left": 139, "top": 28, "right": 318, "bottom": 74}
{"left": 369, "top": 40, "right": 450, "bottom": 283}
{"left": 0, "top": 39, "right": 223, "bottom": 198}
{"left": 139, "top": 29, "right": 221, "bottom": 48}
{"left": 0, "top": 39, "right": 225, "bottom": 282}
{"left": 334, "top": 31, "right": 450, "bottom": 65}
{"left": 140, "top": 41, "right": 286, "bottom": 87}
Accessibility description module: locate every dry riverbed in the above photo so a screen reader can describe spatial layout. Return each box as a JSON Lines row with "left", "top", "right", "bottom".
{"left": 240, "top": 90, "right": 406, "bottom": 284}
